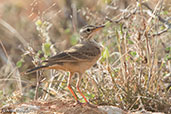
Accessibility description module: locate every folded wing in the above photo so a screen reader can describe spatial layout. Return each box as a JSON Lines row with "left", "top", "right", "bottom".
{"left": 44, "top": 42, "right": 100, "bottom": 65}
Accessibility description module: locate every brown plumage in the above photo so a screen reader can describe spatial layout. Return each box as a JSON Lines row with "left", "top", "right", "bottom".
{"left": 26, "top": 25, "right": 105, "bottom": 107}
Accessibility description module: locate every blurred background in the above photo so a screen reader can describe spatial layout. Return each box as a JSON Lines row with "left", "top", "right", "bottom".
{"left": 0, "top": 0, "right": 170, "bottom": 113}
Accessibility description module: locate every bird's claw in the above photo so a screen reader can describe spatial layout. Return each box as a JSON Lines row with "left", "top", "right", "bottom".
{"left": 86, "top": 102, "right": 97, "bottom": 108}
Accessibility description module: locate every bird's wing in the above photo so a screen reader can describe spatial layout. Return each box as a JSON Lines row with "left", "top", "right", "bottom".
{"left": 44, "top": 42, "right": 101, "bottom": 64}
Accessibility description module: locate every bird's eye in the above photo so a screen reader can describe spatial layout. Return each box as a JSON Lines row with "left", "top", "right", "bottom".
{"left": 87, "top": 28, "right": 91, "bottom": 32}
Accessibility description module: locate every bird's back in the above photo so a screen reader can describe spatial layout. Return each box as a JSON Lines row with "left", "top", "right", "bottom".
{"left": 44, "top": 40, "right": 101, "bottom": 73}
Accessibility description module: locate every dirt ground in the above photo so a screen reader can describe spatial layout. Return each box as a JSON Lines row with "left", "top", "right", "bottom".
{"left": 0, "top": 99, "right": 165, "bottom": 114}
{"left": 0, "top": 99, "right": 122, "bottom": 114}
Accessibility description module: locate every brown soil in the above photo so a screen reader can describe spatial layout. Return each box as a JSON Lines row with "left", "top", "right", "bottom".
{"left": 0, "top": 99, "right": 107, "bottom": 114}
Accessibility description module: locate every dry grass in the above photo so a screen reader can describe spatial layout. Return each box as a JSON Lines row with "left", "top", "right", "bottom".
{"left": 0, "top": 0, "right": 170, "bottom": 113}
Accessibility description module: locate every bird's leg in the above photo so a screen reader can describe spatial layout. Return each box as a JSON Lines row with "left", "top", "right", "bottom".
{"left": 67, "top": 72, "right": 81, "bottom": 105}
{"left": 76, "top": 73, "right": 88, "bottom": 103}
{"left": 76, "top": 73, "right": 97, "bottom": 108}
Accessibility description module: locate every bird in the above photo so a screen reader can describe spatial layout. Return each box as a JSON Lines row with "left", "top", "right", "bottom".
{"left": 26, "top": 24, "right": 105, "bottom": 107}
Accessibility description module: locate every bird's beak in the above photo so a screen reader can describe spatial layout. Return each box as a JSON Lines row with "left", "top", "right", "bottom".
{"left": 93, "top": 25, "right": 105, "bottom": 32}
{"left": 87, "top": 25, "right": 105, "bottom": 39}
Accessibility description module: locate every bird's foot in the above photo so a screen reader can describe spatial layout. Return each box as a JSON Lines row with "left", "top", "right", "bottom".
{"left": 86, "top": 102, "right": 97, "bottom": 108}
{"left": 73, "top": 100, "right": 84, "bottom": 107}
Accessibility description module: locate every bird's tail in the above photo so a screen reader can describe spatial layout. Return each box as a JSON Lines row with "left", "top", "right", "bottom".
{"left": 25, "top": 65, "right": 49, "bottom": 74}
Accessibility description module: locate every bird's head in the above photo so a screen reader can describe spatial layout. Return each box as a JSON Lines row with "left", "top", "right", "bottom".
{"left": 79, "top": 25, "right": 105, "bottom": 40}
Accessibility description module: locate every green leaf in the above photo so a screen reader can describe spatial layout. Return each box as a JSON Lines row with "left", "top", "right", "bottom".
{"left": 120, "top": 24, "right": 124, "bottom": 35}
{"left": 35, "top": 19, "right": 42, "bottom": 26}
{"left": 165, "top": 54, "right": 171, "bottom": 61}
{"left": 165, "top": 47, "right": 171, "bottom": 52}
{"left": 130, "top": 51, "right": 137, "bottom": 57}
{"left": 161, "top": 10, "right": 168, "bottom": 15}
{"left": 41, "top": 57, "right": 46, "bottom": 61}
{"left": 42, "top": 43, "right": 51, "bottom": 56}
{"left": 16, "top": 59, "right": 24, "bottom": 68}
{"left": 38, "top": 50, "right": 42, "bottom": 54}
{"left": 160, "top": 26, "right": 165, "bottom": 30}
{"left": 70, "top": 33, "right": 79, "bottom": 45}
{"left": 105, "top": 21, "right": 111, "bottom": 27}
{"left": 85, "top": 93, "right": 95, "bottom": 98}
{"left": 126, "top": 56, "right": 130, "bottom": 61}
{"left": 0, "top": 90, "right": 3, "bottom": 95}
{"left": 102, "top": 47, "right": 110, "bottom": 59}
{"left": 103, "top": 0, "right": 111, "bottom": 4}
{"left": 128, "top": 39, "right": 134, "bottom": 44}
{"left": 64, "top": 28, "right": 71, "bottom": 34}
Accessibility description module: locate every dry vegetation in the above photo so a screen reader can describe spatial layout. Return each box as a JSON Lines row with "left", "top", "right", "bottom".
{"left": 0, "top": 0, "right": 170, "bottom": 113}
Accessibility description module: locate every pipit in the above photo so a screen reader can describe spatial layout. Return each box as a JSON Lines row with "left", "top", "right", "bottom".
{"left": 26, "top": 25, "right": 105, "bottom": 107}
